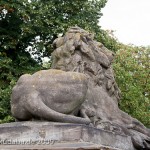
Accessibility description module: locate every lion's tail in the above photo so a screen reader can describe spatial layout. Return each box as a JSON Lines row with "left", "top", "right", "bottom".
{"left": 25, "top": 91, "right": 91, "bottom": 125}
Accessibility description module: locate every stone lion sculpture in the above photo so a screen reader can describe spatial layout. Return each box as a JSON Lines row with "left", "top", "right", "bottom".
{"left": 11, "top": 69, "right": 90, "bottom": 124}
{"left": 11, "top": 27, "right": 150, "bottom": 149}
{"left": 51, "top": 27, "right": 150, "bottom": 149}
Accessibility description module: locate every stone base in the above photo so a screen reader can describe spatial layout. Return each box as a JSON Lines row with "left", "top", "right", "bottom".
{"left": 0, "top": 121, "right": 135, "bottom": 150}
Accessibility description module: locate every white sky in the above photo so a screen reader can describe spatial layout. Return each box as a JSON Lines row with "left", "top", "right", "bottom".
{"left": 100, "top": 0, "right": 150, "bottom": 46}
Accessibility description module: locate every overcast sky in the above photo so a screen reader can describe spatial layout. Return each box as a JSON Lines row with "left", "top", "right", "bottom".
{"left": 100, "top": 0, "right": 150, "bottom": 46}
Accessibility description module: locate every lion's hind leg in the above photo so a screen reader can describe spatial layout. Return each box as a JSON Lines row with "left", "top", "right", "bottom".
{"left": 24, "top": 90, "right": 91, "bottom": 124}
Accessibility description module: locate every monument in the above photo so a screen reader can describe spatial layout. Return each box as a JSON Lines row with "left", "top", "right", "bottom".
{"left": 0, "top": 27, "right": 149, "bottom": 150}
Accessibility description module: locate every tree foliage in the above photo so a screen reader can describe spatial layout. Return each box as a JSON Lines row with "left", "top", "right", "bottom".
{"left": 97, "top": 29, "right": 121, "bottom": 52}
{"left": 1, "top": 0, "right": 107, "bottom": 59}
{"left": 0, "top": 0, "right": 107, "bottom": 123}
{"left": 114, "top": 45, "right": 150, "bottom": 127}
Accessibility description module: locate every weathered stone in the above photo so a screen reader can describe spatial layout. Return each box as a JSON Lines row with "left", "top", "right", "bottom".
{"left": 11, "top": 69, "right": 90, "bottom": 124}
{"left": 0, "top": 121, "right": 135, "bottom": 150}
{"left": 53, "top": 37, "right": 64, "bottom": 48}
{"left": 10, "top": 27, "right": 150, "bottom": 150}
{"left": 51, "top": 27, "right": 150, "bottom": 149}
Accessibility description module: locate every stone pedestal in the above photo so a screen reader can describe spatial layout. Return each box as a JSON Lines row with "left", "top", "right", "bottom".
{"left": 0, "top": 121, "right": 135, "bottom": 150}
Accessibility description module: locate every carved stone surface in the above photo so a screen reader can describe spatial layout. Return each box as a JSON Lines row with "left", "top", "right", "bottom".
{"left": 10, "top": 27, "right": 150, "bottom": 150}
{"left": 11, "top": 69, "right": 90, "bottom": 124}
{"left": 51, "top": 27, "right": 150, "bottom": 149}
{"left": 0, "top": 121, "right": 135, "bottom": 150}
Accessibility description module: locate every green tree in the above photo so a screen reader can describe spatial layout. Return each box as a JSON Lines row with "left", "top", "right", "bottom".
{"left": 0, "top": 0, "right": 107, "bottom": 123}
{"left": 97, "top": 29, "right": 121, "bottom": 52}
{"left": 98, "top": 29, "right": 150, "bottom": 127}
{"left": 1, "top": 0, "right": 107, "bottom": 58}
{"left": 113, "top": 45, "right": 150, "bottom": 127}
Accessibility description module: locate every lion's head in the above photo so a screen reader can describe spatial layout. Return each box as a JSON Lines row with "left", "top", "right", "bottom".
{"left": 51, "top": 26, "right": 121, "bottom": 103}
